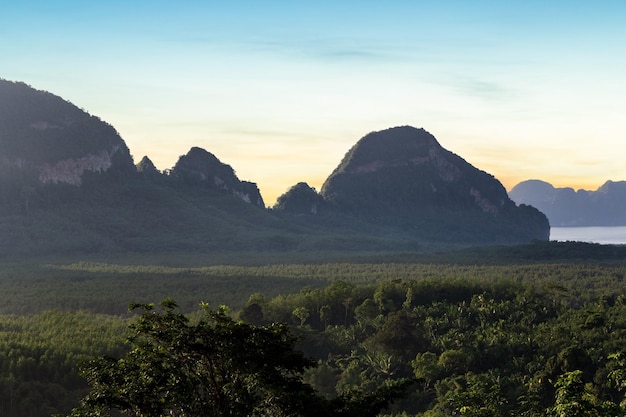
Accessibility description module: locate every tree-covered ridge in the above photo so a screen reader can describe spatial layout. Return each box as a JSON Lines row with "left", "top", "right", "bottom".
{"left": 273, "top": 182, "right": 326, "bottom": 215}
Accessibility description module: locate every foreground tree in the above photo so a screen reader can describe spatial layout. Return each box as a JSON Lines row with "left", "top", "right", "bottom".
{"left": 547, "top": 370, "right": 624, "bottom": 417}
{"left": 65, "top": 299, "right": 410, "bottom": 417}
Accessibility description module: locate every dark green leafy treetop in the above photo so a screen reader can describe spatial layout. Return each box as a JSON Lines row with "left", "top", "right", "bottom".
{"left": 65, "top": 299, "right": 412, "bottom": 417}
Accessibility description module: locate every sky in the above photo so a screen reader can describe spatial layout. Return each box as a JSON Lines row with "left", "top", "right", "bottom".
{"left": 2, "top": 1, "right": 626, "bottom": 205}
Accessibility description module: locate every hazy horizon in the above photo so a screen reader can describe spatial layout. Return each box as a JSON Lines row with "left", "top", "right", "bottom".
{"left": 2, "top": 1, "right": 625, "bottom": 204}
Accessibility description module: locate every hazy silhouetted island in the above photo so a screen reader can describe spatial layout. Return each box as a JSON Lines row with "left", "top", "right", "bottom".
{"left": 509, "top": 179, "right": 626, "bottom": 227}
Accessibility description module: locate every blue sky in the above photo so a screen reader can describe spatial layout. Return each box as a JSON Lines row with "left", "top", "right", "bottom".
{"left": 2, "top": 1, "right": 625, "bottom": 204}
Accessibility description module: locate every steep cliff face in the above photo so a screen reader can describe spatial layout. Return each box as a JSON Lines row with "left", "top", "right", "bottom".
{"left": 0, "top": 79, "right": 135, "bottom": 187}
{"left": 171, "top": 147, "right": 265, "bottom": 208}
{"left": 317, "top": 126, "right": 549, "bottom": 242}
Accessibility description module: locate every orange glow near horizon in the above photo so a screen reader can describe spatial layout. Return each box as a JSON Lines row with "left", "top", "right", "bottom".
{"left": 134, "top": 132, "right": 618, "bottom": 207}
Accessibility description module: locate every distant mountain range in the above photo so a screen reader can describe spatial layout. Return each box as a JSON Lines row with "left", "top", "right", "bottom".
{"left": 509, "top": 180, "right": 626, "bottom": 227}
{"left": 0, "top": 78, "right": 548, "bottom": 256}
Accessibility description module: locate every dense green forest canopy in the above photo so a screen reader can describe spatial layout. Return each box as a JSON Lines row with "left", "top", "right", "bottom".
{"left": 0, "top": 243, "right": 625, "bottom": 416}
{"left": 0, "top": 241, "right": 624, "bottom": 315}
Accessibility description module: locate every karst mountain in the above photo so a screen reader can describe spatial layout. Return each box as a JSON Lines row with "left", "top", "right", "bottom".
{"left": 275, "top": 126, "right": 549, "bottom": 242}
{"left": 0, "top": 78, "right": 549, "bottom": 256}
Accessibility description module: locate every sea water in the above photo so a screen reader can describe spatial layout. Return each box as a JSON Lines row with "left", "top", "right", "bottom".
{"left": 550, "top": 226, "right": 626, "bottom": 245}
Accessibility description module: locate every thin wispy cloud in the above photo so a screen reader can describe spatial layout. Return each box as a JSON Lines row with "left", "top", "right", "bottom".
{"left": 3, "top": 1, "right": 626, "bottom": 204}
{"left": 447, "top": 76, "right": 515, "bottom": 102}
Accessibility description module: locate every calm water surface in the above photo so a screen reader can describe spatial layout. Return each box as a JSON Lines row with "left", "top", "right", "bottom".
{"left": 550, "top": 226, "right": 626, "bottom": 245}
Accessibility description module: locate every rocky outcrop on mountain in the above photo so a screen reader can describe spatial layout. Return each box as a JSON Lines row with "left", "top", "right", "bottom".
{"left": 273, "top": 182, "right": 326, "bottom": 215}
{"left": 171, "top": 147, "right": 265, "bottom": 208}
{"left": 0, "top": 79, "right": 135, "bottom": 188}
{"left": 136, "top": 156, "right": 158, "bottom": 174}
{"left": 276, "top": 126, "right": 549, "bottom": 243}
{"left": 509, "top": 179, "right": 626, "bottom": 226}
{"left": 136, "top": 156, "right": 163, "bottom": 183}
